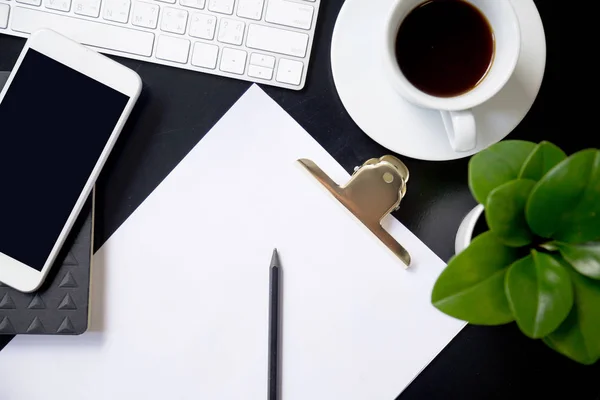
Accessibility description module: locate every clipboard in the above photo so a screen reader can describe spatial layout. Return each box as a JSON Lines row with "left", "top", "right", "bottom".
{"left": 0, "top": 85, "right": 465, "bottom": 400}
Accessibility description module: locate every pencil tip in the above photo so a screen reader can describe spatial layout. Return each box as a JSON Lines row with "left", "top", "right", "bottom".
{"left": 271, "top": 248, "right": 280, "bottom": 268}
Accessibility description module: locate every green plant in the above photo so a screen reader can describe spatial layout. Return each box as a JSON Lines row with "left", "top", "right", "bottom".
{"left": 431, "top": 140, "right": 600, "bottom": 365}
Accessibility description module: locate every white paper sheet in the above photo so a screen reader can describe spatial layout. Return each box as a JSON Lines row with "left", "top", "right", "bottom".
{"left": 0, "top": 85, "right": 465, "bottom": 400}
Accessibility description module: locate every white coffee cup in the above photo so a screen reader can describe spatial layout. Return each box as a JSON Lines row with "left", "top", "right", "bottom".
{"left": 383, "top": 0, "right": 521, "bottom": 152}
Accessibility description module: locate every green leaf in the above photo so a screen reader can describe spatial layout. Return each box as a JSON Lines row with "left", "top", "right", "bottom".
{"left": 505, "top": 251, "right": 573, "bottom": 338}
{"left": 519, "top": 141, "right": 567, "bottom": 181}
{"left": 543, "top": 309, "right": 598, "bottom": 365}
{"left": 432, "top": 232, "right": 520, "bottom": 325}
{"left": 486, "top": 179, "right": 536, "bottom": 247}
{"left": 544, "top": 265, "right": 600, "bottom": 364}
{"left": 556, "top": 242, "right": 600, "bottom": 280}
{"left": 469, "top": 141, "right": 537, "bottom": 205}
{"left": 526, "top": 149, "right": 600, "bottom": 243}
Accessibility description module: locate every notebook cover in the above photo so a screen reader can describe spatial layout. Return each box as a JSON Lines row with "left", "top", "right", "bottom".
{"left": 0, "top": 194, "right": 94, "bottom": 335}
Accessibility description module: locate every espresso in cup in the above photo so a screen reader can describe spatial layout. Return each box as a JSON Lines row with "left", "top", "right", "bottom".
{"left": 383, "top": 0, "right": 520, "bottom": 152}
{"left": 394, "top": 0, "right": 494, "bottom": 97}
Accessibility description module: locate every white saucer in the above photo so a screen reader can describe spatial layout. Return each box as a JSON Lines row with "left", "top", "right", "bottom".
{"left": 331, "top": 0, "right": 547, "bottom": 161}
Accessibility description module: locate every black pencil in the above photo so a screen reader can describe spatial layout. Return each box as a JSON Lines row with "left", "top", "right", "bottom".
{"left": 268, "top": 249, "right": 281, "bottom": 400}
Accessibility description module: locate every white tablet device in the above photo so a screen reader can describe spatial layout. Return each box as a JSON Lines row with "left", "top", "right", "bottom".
{"left": 0, "top": 29, "right": 142, "bottom": 292}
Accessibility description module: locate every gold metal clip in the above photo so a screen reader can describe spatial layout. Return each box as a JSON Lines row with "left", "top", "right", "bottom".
{"left": 298, "top": 156, "right": 411, "bottom": 267}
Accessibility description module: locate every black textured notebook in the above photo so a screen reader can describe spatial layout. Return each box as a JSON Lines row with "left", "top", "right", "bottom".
{"left": 0, "top": 195, "right": 94, "bottom": 335}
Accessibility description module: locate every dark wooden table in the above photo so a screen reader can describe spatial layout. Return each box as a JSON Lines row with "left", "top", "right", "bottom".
{"left": 2, "top": 0, "right": 593, "bottom": 398}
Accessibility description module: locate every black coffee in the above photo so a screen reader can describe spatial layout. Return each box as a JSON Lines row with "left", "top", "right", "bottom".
{"left": 395, "top": 0, "right": 494, "bottom": 97}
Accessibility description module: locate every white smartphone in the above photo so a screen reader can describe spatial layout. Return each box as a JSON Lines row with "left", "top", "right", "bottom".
{"left": 0, "top": 29, "right": 142, "bottom": 292}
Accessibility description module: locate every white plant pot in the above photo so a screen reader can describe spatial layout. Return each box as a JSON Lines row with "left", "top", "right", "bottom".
{"left": 455, "top": 204, "right": 485, "bottom": 255}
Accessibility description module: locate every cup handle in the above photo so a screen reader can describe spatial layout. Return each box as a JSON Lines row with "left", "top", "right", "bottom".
{"left": 440, "top": 110, "right": 477, "bottom": 152}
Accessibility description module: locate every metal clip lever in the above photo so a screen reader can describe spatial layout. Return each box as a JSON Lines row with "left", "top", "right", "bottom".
{"left": 298, "top": 155, "right": 411, "bottom": 267}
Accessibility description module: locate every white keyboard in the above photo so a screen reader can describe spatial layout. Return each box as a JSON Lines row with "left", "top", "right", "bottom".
{"left": 0, "top": 0, "right": 321, "bottom": 90}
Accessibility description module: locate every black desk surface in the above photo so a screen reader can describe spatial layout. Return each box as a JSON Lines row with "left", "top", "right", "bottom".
{"left": 1, "top": 1, "right": 592, "bottom": 398}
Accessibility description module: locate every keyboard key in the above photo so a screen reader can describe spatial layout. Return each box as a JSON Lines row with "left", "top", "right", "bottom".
{"left": 132, "top": 1, "right": 159, "bottom": 29}
{"left": 219, "top": 47, "right": 246, "bottom": 74}
{"left": 189, "top": 11, "right": 216, "bottom": 39}
{"left": 250, "top": 53, "right": 275, "bottom": 68}
{"left": 207, "top": 0, "right": 232, "bottom": 14}
{"left": 103, "top": 0, "right": 130, "bottom": 23}
{"left": 17, "top": 0, "right": 41, "bottom": 6}
{"left": 265, "top": 0, "right": 314, "bottom": 30}
{"left": 248, "top": 64, "right": 272, "bottom": 80}
{"left": 73, "top": 0, "right": 101, "bottom": 17}
{"left": 236, "top": 0, "right": 263, "bottom": 20}
{"left": 191, "top": 41, "right": 218, "bottom": 69}
{"left": 246, "top": 24, "right": 308, "bottom": 58}
{"left": 179, "top": 0, "right": 204, "bottom": 9}
{"left": 217, "top": 18, "right": 244, "bottom": 45}
{"left": 276, "top": 58, "right": 303, "bottom": 85}
{"left": 156, "top": 35, "right": 190, "bottom": 63}
{"left": 154, "top": 0, "right": 175, "bottom": 4}
{"left": 160, "top": 7, "right": 187, "bottom": 34}
{"left": 0, "top": 4, "right": 8, "bottom": 29}
{"left": 45, "top": 0, "right": 71, "bottom": 12}
{"left": 12, "top": 7, "right": 155, "bottom": 56}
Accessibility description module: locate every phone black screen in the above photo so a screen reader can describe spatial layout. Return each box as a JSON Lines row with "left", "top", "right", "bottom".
{"left": 0, "top": 49, "right": 129, "bottom": 271}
